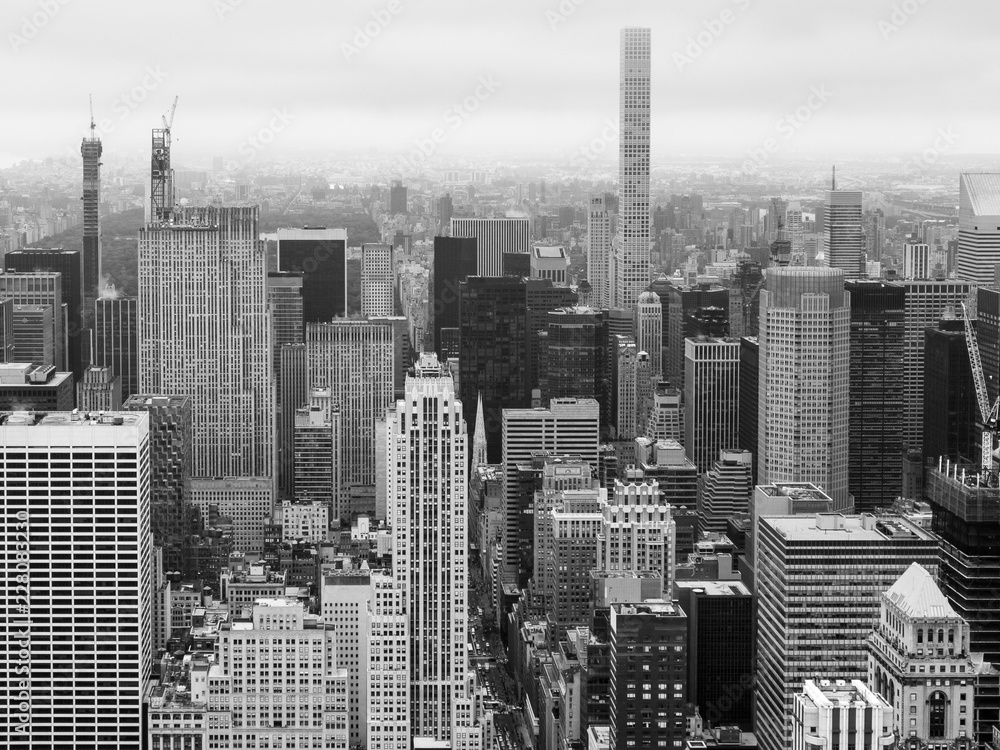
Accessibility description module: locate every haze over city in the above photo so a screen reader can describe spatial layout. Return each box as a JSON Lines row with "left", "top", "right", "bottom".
{"left": 5, "top": 0, "right": 1000, "bottom": 168}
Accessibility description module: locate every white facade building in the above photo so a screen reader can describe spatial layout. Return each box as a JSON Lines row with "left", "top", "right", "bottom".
{"left": 903, "top": 242, "right": 931, "bottom": 280}
{"left": 823, "top": 190, "right": 864, "bottom": 279}
{"left": 684, "top": 337, "right": 741, "bottom": 474}
{"left": 957, "top": 172, "right": 1000, "bottom": 285}
{"left": 635, "top": 291, "right": 662, "bottom": 380}
{"left": 588, "top": 194, "right": 615, "bottom": 309}
{"left": 1, "top": 410, "right": 152, "bottom": 748}
{"left": 792, "top": 680, "right": 893, "bottom": 750}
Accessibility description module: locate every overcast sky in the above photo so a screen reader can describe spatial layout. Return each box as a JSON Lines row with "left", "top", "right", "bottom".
{"left": 4, "top": 0, "right": 1000, "bottom": 168}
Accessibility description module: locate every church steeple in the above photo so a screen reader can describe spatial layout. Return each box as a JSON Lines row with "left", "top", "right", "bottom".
{"left": 472, "top": 391, "right": 487, "bottom": 468}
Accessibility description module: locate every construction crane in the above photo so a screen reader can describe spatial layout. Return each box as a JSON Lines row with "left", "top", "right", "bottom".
{"left": 960, "top": 302, "right": 999, "bottom": 470}
{"left": 162, "top": 95, "right": 178, "bottom": 132}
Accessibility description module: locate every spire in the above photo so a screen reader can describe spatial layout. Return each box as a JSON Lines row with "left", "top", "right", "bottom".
{"left": 472, "top": 391, "right": 487, "bottom": 468}
{"left": 832, "top": 164, "right": 836, "bottom": 191}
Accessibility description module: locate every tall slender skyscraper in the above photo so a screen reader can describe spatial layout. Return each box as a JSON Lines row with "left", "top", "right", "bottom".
{"left": 81, "top": 123, "right": 102, "bottom": 354}
{"left": 382, "top": 355, "right": 480, "bottom": 744}
{"left": 957, "top": 172, "right": 1000, "bottom": 285}
{"left": 635, "top": 290, "right": 662, "bottom": 379}
{"left": 684, "top": 337, "right": 741, "bottom": 474}
{"left": 431, "top": 236, "right": 477, "bottom": 359}
{"left": 139, "top": 205, "right": 273, "bottom": 479}
{"left": 1, "top": 410, "right": 152, "bottom": 748}
{"left": 823, "top": 189, "right": 864, "bottom": 279}
{"left": 615, "top": 27, "right": 651, "bottom": 309}
{"left": 758, "top": 267, "right": 851, "bottom": 510}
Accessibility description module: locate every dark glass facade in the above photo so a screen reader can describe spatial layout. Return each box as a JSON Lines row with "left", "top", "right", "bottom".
{"left": 432, "top": 236, "right": 477, "bottom": 358}
{"left": 923, "top": 320, "right": 979, "bottom": 466}
{"left": 277, "top": 234, "right": 347, "bottom": 323}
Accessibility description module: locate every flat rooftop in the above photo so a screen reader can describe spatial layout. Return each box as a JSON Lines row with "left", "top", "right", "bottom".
{"left": 756, "top": 482, "right": 832, "bottom": 501}
{"left": 614, "top": 599, "right": 682, "bottom": 616}
{"left": 674, "top": 580, "right": 752, "bottom": 596}
{"left": 0, "top": 410, "right": 144, "bottom": 427}
{"left": 763, "top": 514, "right": 934, "bottom": 542}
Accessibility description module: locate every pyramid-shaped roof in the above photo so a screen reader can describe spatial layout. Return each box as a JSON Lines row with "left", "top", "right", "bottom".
{"left": 884, "top": 562, "right": 960, "bottom": 620}
{"left": 961, "top": 173, "right": 1000, "bottom": 217}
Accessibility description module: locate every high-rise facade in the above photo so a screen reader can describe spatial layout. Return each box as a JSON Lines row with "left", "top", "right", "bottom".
{"left": 1, "top": 410, "right": 151, "bottom": 749}
{"left": 903, "top": 242, "right": 931, "bottom": 279}
{"left": 588, "top": 193, "right": 616, "bottom": 308}
{"left": 139, "top": 206, "right": 273, "bottom": 479}
{"left": 868, "top": 563, "right": 978, "bottom": 747}
{"left": 390, "top": 180, "right": 408, "bottom": 215}
{"left": 6, "top": 248, "right": 84, "bottom": 379}
{"left": 361, "top": 243, "right": 394, "bottom": 317}
{"left": 665, "top": 281, "right": 730, "bottom": 391}
{"left": 502, "top": 399, "right": 600, "bottom": 576}
{"left": 635, "top": 291, "right": 662, "bottom": 379}
{"left": 612, "top": 335, "right": 638, "bottom": 439}
{"left": 276, "top": 227, "right": 348, "bottom": 323}
{"left": 451, "top": 217, "right": 530, "bottom": 277}
{"left": 755, "top": 513, "right": 938, "bottom": 750}
{"left": 431, "top": 236, "right": 477, "bottom": 358}
{"left": 823, "top": 189, "right": 864, "bottom": 279}
{"left": 615, "top": 27, "right": 651, "bottom": 309}
{"left": 609, "top": 601, "right": 688, "bottom": 749}
{"left": 684, "top": 337, "right": 740, "bottom": 474}
{"left": 898, "top": 280, "right": 974, "bottom": 453}
{"left": 307, "top": 319, "right": 394, "bottom": 492}
{"left": 81, "top": 131, "right": 102, "bottom": 349}
{"left": 0, "top": 271, "right": 65, "bottom": 376}
{"left": 696, "top": 449, "right": 753, "bottom": 534}
{"left": 459, "top": 276, "right": 529, "bottom": 462}
{"left": 123, "top": 394, "right": 195, "bottom": 576}
{"left": 791, "top": 680, "right": 892, "bottom": 750}
{"left": 293, "top": 399, "right": 341, "bottom": 517}
{"left": 758, "top": 267, "right": 851, "bottom": 511}
{"left": 923, "top": 320, "right": 979, "bottom": 465}
{"left": 76, "top": 364, "right": 121, "bottom": 410}
{"left": 957, "top": 172, "right": 1000, "bottom": 285}
{"left": 0, "top": 298, "right": 12, "bottom": 361}
{"left": 266, "top": 271, "right": 304, "bottom": 395}
{"left": 542, "top": 306, "right": 607, "bottom": 402}
{"left": 846, "top": 281, "right": 905, "bottom": 513}
{"left": 10, "top": 304, "right": 53, "bottom": 366}
{"left": 94, "top": 295, "right": 139, "bottom": 403}
{"left": 383, "top": 357, "right": 480, "bottom": 744}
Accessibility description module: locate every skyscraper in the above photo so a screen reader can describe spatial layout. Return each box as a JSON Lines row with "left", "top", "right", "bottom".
{"left": 93, "top": 294, "right": 139, "bottom": 403}
{"left": 0, "top": 271, "right": 65, "bottom": 376}
{"left": 665, "top": 281, "right": 730, "bottom": 391}
{"left": 615, "top": 27, "right": 651, "bottom": 309}
{"left": 276, "top": 227, "right": 348, "bottom": 323}
{"left": 139, "top": 205, "right": 273, "bottom": 480}
{"left": 383, "top": 355, "right": 479, "bottom": 744}
{"left": 823, "top": 189, "right": 864, "bottom": 279}
{"left": 755, "top": 514, "right": 938, "bottom": 750}
{"left": 1, "top": 410, "right": 151, "bottom": 749}
{"left": 431, "top": 235, "right": 477, "bottom": 359}
{"left": 81, "top": 127, "right": 102, "bottom": 352}
{"left": 390, "top": 179, "right": 408, "bottom": 215}
{"left": 541, "top": 306, "right": 607, "bottom": 402}
{"left": 904, "top": 242, "right": 931, "bottom": 279}
{"left": 76, "top": 364, "right": 121, "bottom": 410}
{"left": 635, "top": 290, "right": 662, "bottom": 379}
{"left": 957, "top": 172, "right": 1000, "bottom": 285}
{"left": 696, "top": 449, "right": 753, "bottom": 535}
{"left": 451, "top": 217, "right": 530, "bottom": 277}
{"left": 459, "top": 276, "right": 530, "bottom": 461}
{"left": 307, "top": 319, "right": 395, "bottom": 495}
{"left": 588, "top": 193, "right": 616, "bottom": 308}
{"left": 898, "top": 280, "right": 974, "bottom": 454}
{"left": 6, "top": 248, "right": 83, "bottom": 380}
{"left": 0, "top": 298, "right": 13, "bottom": 362}
{"left": 123, "top": 394, "right": 194, "bottom": 576}
{"left": 846, "top": 280, "right": 905, "bottom": 513}
{"left": 361, "top": 243, "right": 394, "bottom": 317}
{"left": 684, "top": 336, "right": 741, "bottom": 474}
{"left": 758, "top": 267, "right": 851, "bottom": 511}
{"left": 502, "top": 399, "right": 600, "bottom": 577}
{"left": 923, "top": 318, "right": 979, "bottom": 465}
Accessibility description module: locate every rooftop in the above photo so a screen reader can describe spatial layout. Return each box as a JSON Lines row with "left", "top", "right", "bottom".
{"left": 674, "top": 580, "right": 752, "bottom": 596}
{"left": 884, "top": 562, "right": 961, "bottom": 620}
{"left": 763, "top": 513, "right": 934, "bottom": 542}
{"left": 756, "top": 482, "right": 832, "bottom": 501}
{"left": 800, "top": 679, "right": 889, "bottom": 709}
{"left": 0, "top": 410, "right": 144, "bottom": 427}
{"left": 961, "top": 173, "right": 1000, "bottom": 217}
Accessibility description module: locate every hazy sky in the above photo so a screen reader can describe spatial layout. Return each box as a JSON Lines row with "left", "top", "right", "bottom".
{"left": 5, "top": 0, "right": 1000, "bottom": 168}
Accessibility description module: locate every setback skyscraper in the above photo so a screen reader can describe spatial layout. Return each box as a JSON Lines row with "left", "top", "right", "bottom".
{"left": 957, "top": 172, "right": 1000, "bottom": 285}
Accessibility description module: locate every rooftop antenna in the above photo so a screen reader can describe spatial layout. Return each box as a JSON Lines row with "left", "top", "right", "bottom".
{"left": 832, "top": 165, "right": 836, "bottom": 191}
{"left": 88, "top": 94, "right": 95, "bottom": 138}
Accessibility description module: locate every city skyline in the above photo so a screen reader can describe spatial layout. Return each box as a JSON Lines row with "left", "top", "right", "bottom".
{"left": 5, "top": 0, "right": 1000, "bottom": 168}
